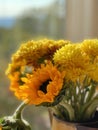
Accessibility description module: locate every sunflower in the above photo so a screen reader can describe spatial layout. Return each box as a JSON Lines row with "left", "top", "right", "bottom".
{"left": 15, "top": 63, "right": 64, "bottom": 105}
{"left": 8, "top": 71, "right": 24, "bottom": 99}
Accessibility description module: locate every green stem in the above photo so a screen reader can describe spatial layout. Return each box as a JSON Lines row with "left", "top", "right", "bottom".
{"left": 52, "top": 106, "right": 66, "bottom": 120}
{"left": 85, "top": 84, "right": 96, "bottom": 103}
{"left": 1, "top": 102, "right": 31, "bottom": 130}
{"left": 60, "top": 101, "right": 75, "bottom": 121}
{"left": 13, "top": 101, "right": 27, "bottom": 119}
{"left": 82, "top": 96, "right": 98, "bottom": 121}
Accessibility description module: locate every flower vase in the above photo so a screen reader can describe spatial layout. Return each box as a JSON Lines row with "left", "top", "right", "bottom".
{"left": 51, "top": 116, "right": 76, "bottom": 130}
{"left": 51, "top": 111, "right": 98, "bottom": 130}
{"left": 51, "top": 116, "right": 98, "bottom": 130}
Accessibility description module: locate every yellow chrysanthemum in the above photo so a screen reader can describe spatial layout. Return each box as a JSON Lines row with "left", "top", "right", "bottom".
{"left": 6, "top": 39, "right": 71, "bottom": 76}
{"left": 6, "top": 59, "right": 26, "bottom": 75}
{"left": 14, "top": 63, "right": 64, "bottom": 105}
{"left": 53, "top": 44, "right": 90, "bottom": 81}
{"left": 81, "top": 39, "right": 98, "bottom": 58}
{"left": 12, "top": 39, "right": 70, "bottom": 67}
{"left": 88, "top": 63, "right": 98, "bottom": 82}
{"left": 81, "top": 40, "right": 98, "bottom": 82}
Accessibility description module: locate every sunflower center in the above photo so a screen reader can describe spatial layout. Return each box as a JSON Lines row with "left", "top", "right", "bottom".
{"left": 39, "top": 79, "right": 51, "bottom": 93}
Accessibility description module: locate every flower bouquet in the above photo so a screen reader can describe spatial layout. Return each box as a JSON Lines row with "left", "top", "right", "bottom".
{"left": 0, "top": 39, "right": 98, "bottom": 130}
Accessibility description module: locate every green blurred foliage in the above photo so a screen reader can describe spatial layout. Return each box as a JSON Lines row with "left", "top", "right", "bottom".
{"left": 0, "top": 1, "right": 65, "bottom": 129}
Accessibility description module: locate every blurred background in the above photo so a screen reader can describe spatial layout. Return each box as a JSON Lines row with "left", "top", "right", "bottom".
{"left": 0, "top": 0, "right": 98, "bottom": 130}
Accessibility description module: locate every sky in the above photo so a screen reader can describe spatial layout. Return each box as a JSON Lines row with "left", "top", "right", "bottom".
{"left": 0, "top": 0, "right": 54, "bottom": 18}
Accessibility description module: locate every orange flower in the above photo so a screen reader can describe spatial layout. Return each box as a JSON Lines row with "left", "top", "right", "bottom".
{"left": 8, "top": 71, "right": 25, "bottom": 98}
{"left": 8, "top": 72, "right": 20, "bottom": 91}
{"left": 15, "top": 63, "right": 64, "bottom": 105}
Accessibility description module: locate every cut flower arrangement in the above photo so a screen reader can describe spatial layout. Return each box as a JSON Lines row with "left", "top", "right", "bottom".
{"left": 0, "top": 39, "right": 98, "bottom": 129}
